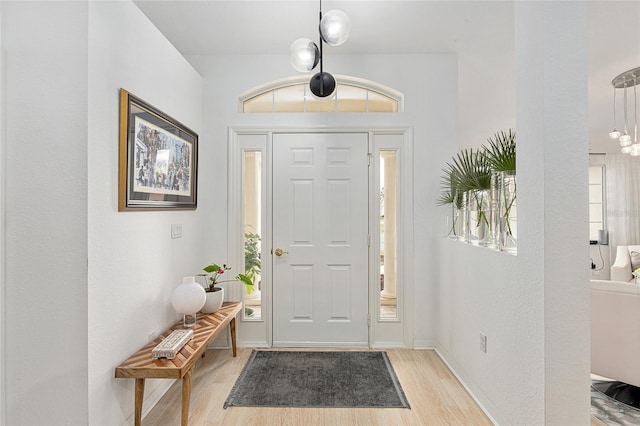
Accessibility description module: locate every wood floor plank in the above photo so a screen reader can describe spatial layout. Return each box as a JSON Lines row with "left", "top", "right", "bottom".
{"left": 142, "top": 348, "right": 493, "bottom": 425}
{"left": 141, "top": 347, "right": 605, "bottom": 425}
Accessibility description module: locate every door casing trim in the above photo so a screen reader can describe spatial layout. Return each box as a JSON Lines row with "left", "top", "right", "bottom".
{"left": 228, "top": 126, "right": 414, "bottom": 348}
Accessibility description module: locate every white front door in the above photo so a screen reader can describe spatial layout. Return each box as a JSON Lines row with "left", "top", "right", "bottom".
{"left": 272, "top": 132, "right": 369, "bottom": 346}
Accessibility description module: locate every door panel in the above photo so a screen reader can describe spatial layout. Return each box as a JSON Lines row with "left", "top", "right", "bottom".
{"left": 272, "top": 132, "right": 369, "bottom": 346}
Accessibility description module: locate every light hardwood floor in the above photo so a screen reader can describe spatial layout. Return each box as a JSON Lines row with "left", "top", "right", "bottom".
{"left": 143, "top": 348, "right": 493, "bottom": 425}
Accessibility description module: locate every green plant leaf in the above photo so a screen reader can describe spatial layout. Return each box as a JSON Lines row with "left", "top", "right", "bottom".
{"left": 237, "top": 273, "right": 255, "bottom": 293}
{"left": 484, "top": 129, "right": 516, "bottom": 172}
{"left": 203, "top": 263, "right": 221, "bottom": 273}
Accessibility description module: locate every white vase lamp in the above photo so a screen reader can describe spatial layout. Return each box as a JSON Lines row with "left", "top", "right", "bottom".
{"left": 171, "top": 276, "right": 206, "bottom": 327}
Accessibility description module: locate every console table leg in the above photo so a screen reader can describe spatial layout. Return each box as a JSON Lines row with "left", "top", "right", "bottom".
{"left": 230, "top": 317, "right": 237, "bottom": 357}
{"left": 134, "top": 378, "right": 145, "bottom": 426}
{"left": 181, "top": 369, "right": 193, "bottom": 426}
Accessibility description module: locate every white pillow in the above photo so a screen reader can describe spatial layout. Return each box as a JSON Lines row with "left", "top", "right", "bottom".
{"left": 630, "top": 251, "right": 640, "bottom": 271}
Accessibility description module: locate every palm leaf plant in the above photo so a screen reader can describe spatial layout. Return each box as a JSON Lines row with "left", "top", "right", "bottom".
{"left": 438, "top": 148, "right": 491, "bottom": 206}
{"left": 484, "top": 129, "right": 516, "bottom": 172}
{"left": 438, "top": 148, "right": 492, "bottom": 237}
{"left": 456, "top": 149, "right": 492, "bottom": 231}
{"left": 483, "top": 129, "right": 516, "bottom": 237}
{"left": 449, "top": 148, "right": 492, "bottom": 193}
{"left": 437, "top": 166, "right": 464, "bottom": 237}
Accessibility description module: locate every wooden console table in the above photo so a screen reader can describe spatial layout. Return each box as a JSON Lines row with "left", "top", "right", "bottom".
{"left": 115, "top": 302, "right": 242, "bottom": 426}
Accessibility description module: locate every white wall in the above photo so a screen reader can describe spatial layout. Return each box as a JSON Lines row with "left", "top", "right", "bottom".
{"left": 437, "top": 242, "right": 533, "bottom": 424}
{"left": 0, "top": 3, "right": 5, "bottom": 424}
{"left": 0, "top": 1, "right": 591, "bottom": 423}
{"left": 2, "top": 2, "right": 89, "bottom": 424}
{"left": 187, "top": 53, "right": 458, "bottom": 348}
{"left": 87, "top": 2, "right": 203, "bottom": 424}
{"left": 436, "top": 3, "right": 590, "bottom": 425}
{"left": 458, "top": 3, "right": 515, "bottom": 150}
{"left": 521, "top": 4, "right": 590, "bottom": 423}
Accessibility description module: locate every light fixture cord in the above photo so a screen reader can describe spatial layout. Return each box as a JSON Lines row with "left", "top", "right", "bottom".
{"left": 613, "top": 86, "right": 617, "bottom": 128}
{"left": 634, "top": 75, "right": 637, "bottom": 143}
{"left": 624, "top": 78, "right": 629, "bottom": 135}
{"left": 318, "top": 0, "right": 324, "bottom": 96}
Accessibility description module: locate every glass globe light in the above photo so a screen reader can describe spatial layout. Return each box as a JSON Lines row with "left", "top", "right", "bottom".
{"left": 290, "top": 38, "right": 319, "bottom": 73}
{"left": 320, "top": 10, "right": 350, "bottom": 46}
{"left": 620, "top": 133, "right": 632, "bottom": 146}
{"left": 609, "top": 129, "right": 621, "bottom": 139}
{"left": 171, "top": 276, "right": 206, "bottom": 327}
{"left": 309, "top": 71, "right": 336, "bottom": 99}
{"left": 622, "top": 145, "right": 632, "bottom": 154}
{"left": 630, "top": 144, "right": 640, "bottom": 156}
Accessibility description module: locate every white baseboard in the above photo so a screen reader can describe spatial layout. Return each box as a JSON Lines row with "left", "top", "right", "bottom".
{"left": 272, "top": 341, "right": 369, "bottom": 347}
{"left": 434, "top": 344, "right": 500, "bottom": 425}
{"left": 238, "top": 341, "right": 269, "bottom": 348}
{"left": 371, "top": 342, "right": 410, "bottom": 349}
{"left": 413, "top": 339, "right": 436, "bottom": 349}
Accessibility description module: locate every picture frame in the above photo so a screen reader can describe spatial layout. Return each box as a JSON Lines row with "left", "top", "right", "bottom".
{"left": 119, "top": 89, "right": 198, "bottom": 211}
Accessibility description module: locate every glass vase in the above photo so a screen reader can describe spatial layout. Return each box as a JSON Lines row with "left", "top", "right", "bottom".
{"left": 468, "top": 189, "right": 490, "bottom": 246}
{"left": 446, "top": 192, "right": 464, "bottom": 240}
{"left": 486, "top": 172, "right": 501, "bottom": 249}
{"left": 499, "top": 170, "right": 517, "bottom": 254}
{"left": 460, "top": 191, "right": 469, "bottom": 243}
{"left": 446, "top": 202, "right": 459, "bottom": 239}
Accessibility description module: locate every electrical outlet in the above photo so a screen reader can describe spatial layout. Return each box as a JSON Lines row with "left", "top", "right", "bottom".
{"left": 480, "top": 333, "right": 487, "bottom": 353}
{"left": 148, "top": 330, "right": 157, "bottom": 342}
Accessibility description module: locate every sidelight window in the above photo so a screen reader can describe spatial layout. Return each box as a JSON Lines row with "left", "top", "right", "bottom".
{"left": 243, "top": 151, "right": 263, "bottom": 320}
{"left": 379, "top": 151, "right": 398, "bottom": 319}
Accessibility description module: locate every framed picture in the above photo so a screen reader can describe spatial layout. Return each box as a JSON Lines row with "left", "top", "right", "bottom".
{"left": 119, "top": 89, "right": 198, "bottom": 210}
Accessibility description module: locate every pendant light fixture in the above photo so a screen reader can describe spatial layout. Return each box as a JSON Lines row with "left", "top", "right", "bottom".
{"left": 610, "top": 67, "right": 640, "bottom": 154}
{"left": 289, "top": 0, "right": 350, "bottom": 99}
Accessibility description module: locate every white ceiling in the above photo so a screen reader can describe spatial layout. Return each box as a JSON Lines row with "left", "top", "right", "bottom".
{"left": 133, "top": 0, "right": 640, "bottom": 154}
{"left": 133, "top": 1, "right": 513, "bottom": 56}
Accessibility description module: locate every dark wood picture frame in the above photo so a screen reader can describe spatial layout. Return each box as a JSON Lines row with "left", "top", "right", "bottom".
{"left": 118, "top": 89, "right": 198, "bottom": 211}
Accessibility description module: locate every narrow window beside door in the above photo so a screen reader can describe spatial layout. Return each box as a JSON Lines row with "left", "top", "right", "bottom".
{"left": 380, "top": 151, "right": 398, "bottom": 319}
{"left": 243, "top": 151, "right": 262, "bottom": 320}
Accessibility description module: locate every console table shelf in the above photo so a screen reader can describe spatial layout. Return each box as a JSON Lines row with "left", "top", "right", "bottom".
{"left": 115, "top": 302, "right": 242, "bottom": 426}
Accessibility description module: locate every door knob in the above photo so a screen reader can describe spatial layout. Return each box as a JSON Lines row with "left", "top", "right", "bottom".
{"left": 274, "top": 248, "right": 289, "bottom": 257}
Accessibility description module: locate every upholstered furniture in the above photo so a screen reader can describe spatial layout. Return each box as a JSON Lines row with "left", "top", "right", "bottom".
{"left": 610, "top": 245, "right": 640, "bottom": 282}
{"left": 591, "top": 280, "right": 640, "bottom": 388}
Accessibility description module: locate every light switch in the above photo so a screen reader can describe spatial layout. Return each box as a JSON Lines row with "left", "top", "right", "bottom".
{"left": 171, "top": 223, "right": 182, "bottom": 239}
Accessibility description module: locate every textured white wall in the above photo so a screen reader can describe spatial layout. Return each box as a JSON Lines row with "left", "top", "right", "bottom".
{"left": 3, "top": 2, "right": 89, "bottom": 424}
{"left": 516, "top": 3, "right": 590, "bottom": 424}
{"left": 436, "top": 241, "right": 534, "bottom": 424}
{"left": 87, "top": 2, "right": 203, "bottom": 424}
{"left": 437, "top": 3, "right": 590, "bottom": 425}
{"left": 458, "top": 2, "right": 515, "bottom": 150}
{"left": 0, "top": 3, "right": 5, "bottom": 424}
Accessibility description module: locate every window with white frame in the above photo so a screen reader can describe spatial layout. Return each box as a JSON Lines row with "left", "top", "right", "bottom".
{"left": 589, "top": 164, "right": 606, "bottom": 242}
{"left": 239, "top": 75, "right": 403, "bottom": 113}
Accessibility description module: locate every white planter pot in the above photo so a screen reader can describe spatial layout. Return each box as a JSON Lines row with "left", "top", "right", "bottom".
{"left": 201, "top": 287, "right": 224, "bottom": 314}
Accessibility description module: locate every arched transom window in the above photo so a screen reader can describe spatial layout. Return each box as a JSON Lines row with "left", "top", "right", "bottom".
{"left": 239, "top": 75, "right": 403, "bottom": 113}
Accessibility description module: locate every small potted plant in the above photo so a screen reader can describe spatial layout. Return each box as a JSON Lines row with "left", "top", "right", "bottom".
{"left": 199, "top": 262, "right": 253, "bottom": 313}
